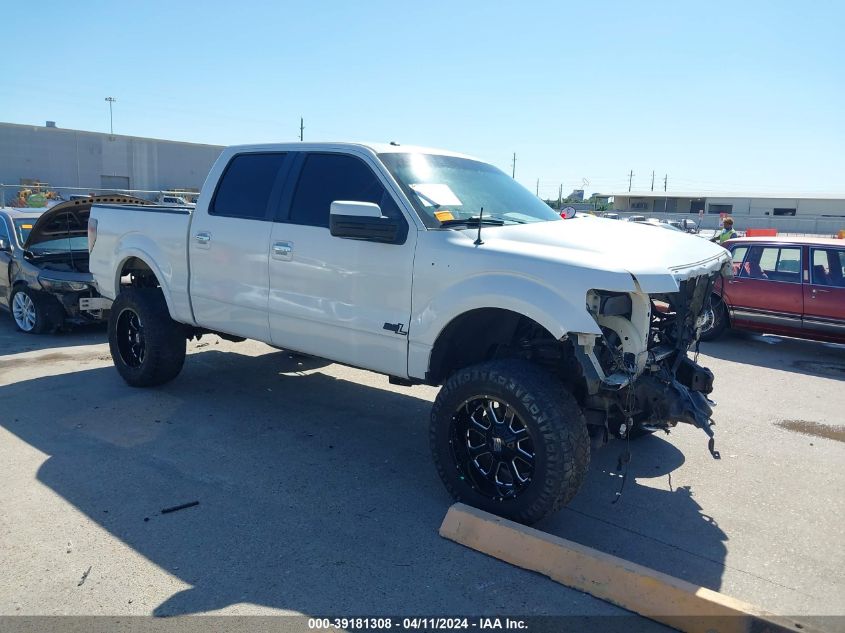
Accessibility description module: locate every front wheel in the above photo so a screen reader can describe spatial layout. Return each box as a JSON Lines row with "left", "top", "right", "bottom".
{"left": 430, "top": 360, "right": 590, "bottom": 525}
{"left": 11, "top": 287, "right": 62, "bottom": 334}
{"left": 108, "top": 288, "right": 187, "bottom": 387}
{"left": 699, "top": 296, "right": 728, "bottom": 341}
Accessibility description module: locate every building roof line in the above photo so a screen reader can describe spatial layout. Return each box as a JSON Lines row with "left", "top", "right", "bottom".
{"left": 612, "top": 191, "right": 845, "bottom": 200}
{"left": 0, "top": 121, "right": 225, "bottom": 149}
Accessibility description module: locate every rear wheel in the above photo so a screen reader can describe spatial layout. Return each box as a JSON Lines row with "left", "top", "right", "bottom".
{"left": 11, "top": 287, "right": 61, "bottom": 334}
{"left": 108, "top": 288, "right": 186, "bottom": 387}
{"left": 430, "top": 360, "right": 590, "bottom": 525}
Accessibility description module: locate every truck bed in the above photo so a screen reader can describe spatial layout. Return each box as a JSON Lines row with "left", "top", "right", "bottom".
{"left": 89, "top": 204, "right": 196, "bottom": 325}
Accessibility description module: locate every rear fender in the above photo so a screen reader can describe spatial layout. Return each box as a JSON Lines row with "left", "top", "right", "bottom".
{"left": 110, "top": 236, "right": 193, "bottom": 324}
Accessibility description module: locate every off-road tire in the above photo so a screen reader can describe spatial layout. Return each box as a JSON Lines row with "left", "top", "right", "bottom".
{"left": 430, "top": 359, "right": 590, "bottom": 525}
{"left": 699, "top": 295, "right": 728, "bottom": 341}
{"left": 108, "top": 288, "right": 186, "bottom": 387}
{"left": 10, "top": 287, "right": 62, "bottom": 334}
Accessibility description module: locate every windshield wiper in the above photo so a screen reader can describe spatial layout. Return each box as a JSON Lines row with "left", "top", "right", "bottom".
{"left": 439, "top": 216, "right": 505, "bottom": 228}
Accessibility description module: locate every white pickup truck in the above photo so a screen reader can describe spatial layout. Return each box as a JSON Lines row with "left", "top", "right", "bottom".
{"left": 88, "top": 142, "right": 731, "bottom": 524}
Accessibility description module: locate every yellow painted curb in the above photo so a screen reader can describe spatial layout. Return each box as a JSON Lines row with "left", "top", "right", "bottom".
{"left": 440, "top": 503, "right": 822, "bottom": 633}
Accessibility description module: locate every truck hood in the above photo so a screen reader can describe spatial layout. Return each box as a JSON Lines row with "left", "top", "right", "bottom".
{"left": 24, "top": 195, "right": 153, "bottom": 250}
{"left": 466, "top": 216, "right": 730, "bottom": 293}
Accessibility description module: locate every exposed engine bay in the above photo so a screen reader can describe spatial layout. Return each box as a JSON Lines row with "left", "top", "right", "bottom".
{"left": 576, "top": 271, "right": 723, "bottom": 457}
{"left": 26, "top": 252, "right": 90, "bottom": 274}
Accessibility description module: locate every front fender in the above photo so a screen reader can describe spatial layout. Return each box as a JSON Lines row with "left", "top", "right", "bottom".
{"left": 408, "top": 273, "right": 604, "bottom": 380}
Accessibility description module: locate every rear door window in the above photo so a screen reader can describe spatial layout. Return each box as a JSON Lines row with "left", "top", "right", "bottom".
{"left": 210, "top": 153, "right": 287, "bottom": 220}
{"left": 811, "top": 248, "right": 845, "bottom": 288}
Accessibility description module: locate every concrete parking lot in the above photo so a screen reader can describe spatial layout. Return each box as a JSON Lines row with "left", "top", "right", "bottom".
{"left": 0, "top": 317, "right": 843, "bottom": 630}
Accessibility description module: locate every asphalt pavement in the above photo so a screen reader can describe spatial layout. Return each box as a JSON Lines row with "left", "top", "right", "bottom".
{"left": 0, "top": 316, "right": 842, "bottom": 631}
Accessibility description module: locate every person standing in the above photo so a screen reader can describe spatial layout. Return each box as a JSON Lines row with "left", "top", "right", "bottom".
{"left": 713, "top": 216, "right": 738, "bottom": 244}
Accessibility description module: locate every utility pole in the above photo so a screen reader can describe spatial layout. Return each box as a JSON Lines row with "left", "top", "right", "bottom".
{"left": 651, "top": 170, "right": 655, "bottom": 192}
{"left": 628, "top": 169, "right": 634, "bottom": 192}
{"left": 536, "top": 178, "right": 539, "bottom": 197}
{"left": 558, "top": 184, "right": 563, "bottom": 209}
{"left": 511, "top": 152, "right": 517, "bottom": 179}
{"left": 299, "top": 117, "right": 304, "bottom": 141}
{"left": 104, "top": 97, "right": 117, "bottom": 135}
{"left": 663, "top": 174, "right": 668, "bottom": 192}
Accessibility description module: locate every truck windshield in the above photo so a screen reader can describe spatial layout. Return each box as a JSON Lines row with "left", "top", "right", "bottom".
{"left": 379, "top": 153, "right": 561, "bottom": 228}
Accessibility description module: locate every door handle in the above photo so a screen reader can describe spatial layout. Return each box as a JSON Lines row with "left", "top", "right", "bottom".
{"left": 812, "top": 288, "right": 830, "bottom": 295}
{"left": 194, "top": 232, "right": 211, "bottom": 244}
{"left": 272, "top": 241, "right": 293, "bottom": 260}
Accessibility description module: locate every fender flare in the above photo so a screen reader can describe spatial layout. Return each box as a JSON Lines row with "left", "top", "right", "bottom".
{"left": 415, "top": 275, "right": 602, "bottom": 346}
{"left": 409, "top": 274, "right": 604, "bottom": 379}
{"left": 111, "top": 247, "right": 178, "bottom": 320}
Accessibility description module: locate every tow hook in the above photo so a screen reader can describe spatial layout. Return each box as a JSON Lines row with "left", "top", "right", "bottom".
{"left": 708, "top": 436, "right": 721, "bottom": 460}
{"left": 705, "top": 424, "right": 721, "bottom": 459}
{"left": 698, "top": 417, "right": 721, "bottom": 459}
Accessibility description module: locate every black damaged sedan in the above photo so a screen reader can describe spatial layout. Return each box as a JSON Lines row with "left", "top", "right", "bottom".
{"left": 0, "top": 195, "right": 149, "bottom": 333}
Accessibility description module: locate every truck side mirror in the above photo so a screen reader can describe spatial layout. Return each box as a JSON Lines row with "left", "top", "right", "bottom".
{"left": 0, "top": 238, "right": 9, "bottom": 252}
{"left": 329, "top": 201, "right": 407, "bottom": 244}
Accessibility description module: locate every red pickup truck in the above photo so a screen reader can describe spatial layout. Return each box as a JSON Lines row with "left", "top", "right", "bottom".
{"left": 701, "top": 236, "right": 845, "bottom": 344}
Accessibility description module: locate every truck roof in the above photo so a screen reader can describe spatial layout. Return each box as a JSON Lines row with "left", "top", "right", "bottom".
{"left": 222, "top": 141, "right": 479, "bottom": 161}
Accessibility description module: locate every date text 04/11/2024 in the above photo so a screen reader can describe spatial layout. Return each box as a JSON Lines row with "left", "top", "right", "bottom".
{"left": 307, "top": 618, "right": 528, "bottom": 630}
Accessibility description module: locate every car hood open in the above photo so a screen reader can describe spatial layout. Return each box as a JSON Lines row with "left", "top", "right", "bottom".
{"left": 24, "top": 195, "right": 153, "bottom": 250}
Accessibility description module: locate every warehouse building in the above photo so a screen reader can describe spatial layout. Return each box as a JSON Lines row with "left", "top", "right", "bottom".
{"left": 0, "top": 121, "right": 223, "bottom": 205}
{"left": 611, "top": 191, "right": 845, "bottom": 234}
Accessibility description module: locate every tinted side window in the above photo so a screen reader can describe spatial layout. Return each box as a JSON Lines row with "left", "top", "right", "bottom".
{"left": 289, "top": 154, "right": 402, "bottom": 228}
{"left": 210, "top": 153, "right": 286, "bottom": 219}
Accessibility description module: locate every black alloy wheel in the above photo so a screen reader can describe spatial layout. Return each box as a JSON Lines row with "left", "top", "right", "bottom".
{"left": 115, "top": 308, "right": 146, "bottom": 368}
{"left": 450, "top": 396, "right": 536, "bottom": 501}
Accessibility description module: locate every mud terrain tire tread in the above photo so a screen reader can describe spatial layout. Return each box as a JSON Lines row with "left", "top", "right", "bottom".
{"left": 108, "top": 288, "right": 186, "bottom": 387}
{"left": 430, "top": 359, "right": 590, "bottom": 525}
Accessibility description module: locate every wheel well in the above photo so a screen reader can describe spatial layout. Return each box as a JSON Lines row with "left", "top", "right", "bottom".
{"left": 427, "top": 308, "right": 573, "bottom": 385}
{"left": 119, "top": 257, "right": 160, "bottom": 289}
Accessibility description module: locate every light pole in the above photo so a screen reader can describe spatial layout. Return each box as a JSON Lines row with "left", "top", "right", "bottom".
{"left": 104, "top": 97, "right": 117, "bottom": 135}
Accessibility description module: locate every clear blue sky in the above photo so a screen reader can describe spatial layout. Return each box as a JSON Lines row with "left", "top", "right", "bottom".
{"left": 3, "top": 0, "right": 843, "bottom": 196}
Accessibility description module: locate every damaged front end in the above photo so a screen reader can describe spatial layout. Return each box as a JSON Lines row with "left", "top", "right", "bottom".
{"left": 575, "top": 268, "right": 728, "bottom": 458}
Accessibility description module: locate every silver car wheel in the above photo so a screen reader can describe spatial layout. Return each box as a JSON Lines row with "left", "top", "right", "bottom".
{"left": 12, "top": 291, "right": 37, "bottom": 332}
{"left": 699, "top": 305, "right": 715, "bottom": 335}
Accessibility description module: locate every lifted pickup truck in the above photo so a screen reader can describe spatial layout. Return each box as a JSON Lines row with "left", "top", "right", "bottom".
{"left": 89, "top": 142, "right": 731, "bottom": 524}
